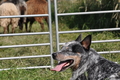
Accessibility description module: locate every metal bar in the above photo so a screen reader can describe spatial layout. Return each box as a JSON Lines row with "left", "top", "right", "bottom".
{"left": 98, "top": 51, "right": 120, "bottom": 54}
{"left": 0, "top": 32, "right": 49, "bottom": 37}
{"left": 58, "top": 28, "right": 120, "bottom": 34}
{"left": 57, "top": 10, "right": 120, "bottom": 16}
{"left": 0, "top": 43, "right": 50, "bottom": 48}
{"left": 54, "top": 0, "right": 60, "bottom": 51}
{"left": 48, "top": 0, "right": 54, "bottom": 68}
{"left": 92, "top": 39, "right": 120, "bottom": 43}
{"left": 0, "top": 66, "right": 51, "bottom": 71}
{"left": 59, "top": 39, "right": 120, "bottom": 45}
{"left": 0, "top": 55, "right": 51, "bottom": 60}
{"left": 0, "top": 14, "right": 48, "bottom": 18}
{"left": 0, "top": 10, "right": 120, "bottom": 19}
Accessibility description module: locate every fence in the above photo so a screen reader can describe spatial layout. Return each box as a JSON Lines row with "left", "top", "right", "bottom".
{"left": 53, "top": 0, "right": 120, "bottom": 53}
{"left": 0, "top": 0, "right": 120, "bottom": 71}
{"left": 0, "top": 0, "right": 53, "bottom": 71}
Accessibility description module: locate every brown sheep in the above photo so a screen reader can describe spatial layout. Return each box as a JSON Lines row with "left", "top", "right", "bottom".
{"left": 0, "top": 3, "right": 19, "bottom": 34}
{"left": 24, "top": 0, "right": 48, "bottom": 32}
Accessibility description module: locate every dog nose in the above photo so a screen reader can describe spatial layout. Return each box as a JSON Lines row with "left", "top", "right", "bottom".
{"left": 52, "top": 53, "right": 57, "bottom": 59}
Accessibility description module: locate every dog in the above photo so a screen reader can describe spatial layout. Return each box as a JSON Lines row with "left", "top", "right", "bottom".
{"left": 51, "top": 34, "right": 120, "bottom": 80}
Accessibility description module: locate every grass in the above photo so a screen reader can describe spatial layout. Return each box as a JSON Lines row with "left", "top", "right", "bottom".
{"left": 0, "top": 0, "right": 119, "bottom": 79}
{"left": 0, "top": 69, "right": 72, "bottom": 80}
{"left": 0, "top": 21, "right": 119, "bottom": 80}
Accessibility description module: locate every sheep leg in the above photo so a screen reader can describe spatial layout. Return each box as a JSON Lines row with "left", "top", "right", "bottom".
{"left": 45, "top": 17, "right": 49, "bottom": 27}
{"left": 12, "top": 27, "right": 15, "bottom": 33}
{"left": 7, "top": 25, "right": 9, "bottom": 33}
{"left": 25, "top": 18, "right": 29, "bottom": 32}
{"left": 18, "top": 20, "right": 24, "bottom": 30}
{"left": 29, "top": 21, "right": 34, "bottom": 32}
{"left": 25, "top": 22, "right": 28, "bottom": 32}
{"left": 12, "top": 23, "right": 17, "bottom": 33}
{"left": 40, "top": 22, "right": 44, "bottom": 31}
{"left": 4, "top": 27, "right": 7, "bottom": 34}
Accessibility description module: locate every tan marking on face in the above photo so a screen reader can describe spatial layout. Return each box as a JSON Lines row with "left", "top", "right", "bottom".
{"left": 71, "top": 53, "right": 81, "bottom": 70}
{"left": 56, "top": 53, "right": 81, "bottom": 70}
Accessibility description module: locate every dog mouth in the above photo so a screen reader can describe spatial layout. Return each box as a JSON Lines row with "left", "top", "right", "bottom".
{"left": 51, "top": 59, "right": 74, "bottom": 72}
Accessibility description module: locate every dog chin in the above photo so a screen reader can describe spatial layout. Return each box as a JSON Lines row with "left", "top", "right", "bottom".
{"left": 51, "top": 59, "right": 74, "bottom": 72}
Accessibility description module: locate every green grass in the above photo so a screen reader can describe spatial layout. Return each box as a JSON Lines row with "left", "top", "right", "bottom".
{"left": 0, "top": 69, "right": 72, "bottom": 80}
{"left": 0, "top": 21, "right": 119, "bottom": 80}
{"left": 0, "top": 0, "right": 119, "bottom": 79}
{"left": 0, "top": 13, "right": 119, "bottom": 80}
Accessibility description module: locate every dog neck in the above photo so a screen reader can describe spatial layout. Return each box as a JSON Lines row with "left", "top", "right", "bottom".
{"left": 71, "top": 48, "right": 99, "bottom": 80}
{"left": 71, "top": 48, "right": 120, "bottom": 80}
{"left": 87, "top": 55, "right": 120, "bottom": 80}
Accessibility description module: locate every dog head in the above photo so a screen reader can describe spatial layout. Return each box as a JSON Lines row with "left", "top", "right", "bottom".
{"left": 51, "top": 34, "right": 91, "bottom": 71}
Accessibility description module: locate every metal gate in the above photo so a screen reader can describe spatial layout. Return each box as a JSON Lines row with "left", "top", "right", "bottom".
{"left": 0, "top": 0, "right": 53, "bottom": 71}
{"left": 0, "top": 0, "right": 120, "bottom": 71}
{"left": 53, "top": 0, "right": 120, "bottom": 54}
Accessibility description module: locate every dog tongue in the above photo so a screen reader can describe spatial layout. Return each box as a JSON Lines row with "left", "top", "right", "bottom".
{"left": 51, "top": 62, "right": 67, "bottom": 71}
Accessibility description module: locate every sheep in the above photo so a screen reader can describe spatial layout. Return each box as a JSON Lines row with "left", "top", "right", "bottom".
{"left": 0, "top": 3, "right": 20, "bottom": 34}
{"left": 0, "top": 0, "right": 27, "bottom": 30}
{"left": 24, "top": 0, "right": 48, "bottom": 32}
{"left": 12, "top": 0, "right": 27, "bottom": 30}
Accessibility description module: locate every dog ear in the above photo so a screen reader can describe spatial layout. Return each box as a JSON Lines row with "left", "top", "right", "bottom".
{"left": 75, "top": 34, "right": 82, "bottom": 41}
{"left": 80, "top": 35, "right": 91, "bottom": 51}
